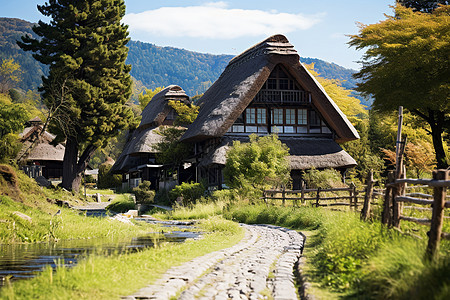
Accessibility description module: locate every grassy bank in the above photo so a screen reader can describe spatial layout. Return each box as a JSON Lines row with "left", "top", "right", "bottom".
{"left": 0, "top": 165, "right": 159, "bottom": 243}
{"left": 1, "top": 217, "right": 244, "bottom": 299}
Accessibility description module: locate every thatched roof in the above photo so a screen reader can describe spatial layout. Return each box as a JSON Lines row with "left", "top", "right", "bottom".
{"left": 140, "top": 85, "right": 189, "bottom": 130}
{"left": 199, "top": 137, "right": 356, "bottom": 170}
{"left": 17, "top": 125, "right": 65, "bottom": 162}
{"left": 181, "top": 34, "right": 359, "bottom": 143}
{"left": 111, "top": 85, "right": 189, "bottom": 173}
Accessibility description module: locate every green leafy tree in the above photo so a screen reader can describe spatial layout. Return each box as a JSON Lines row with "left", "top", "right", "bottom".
{"left": 224, "top": 134, "right": 291, "bottom": 199}
{"left": 349, "top": 5, "right": 449, "bottom": 168}
{"left": 138, "top": 87, "right": 164, "bottom": 110}
{"left": 342, "top": 118, "right": 384, "bottom": 182}
{"left": 97, "top": 163, "right": 121, "bottom": 189}
{"left": 0, "top": 97, "right": 30, "bottom": 139}
{"left": 153, "top": 126, "right": 191, "bottom": 166}
{"left": 0, "top": 58, "right": 22, "bottom": 93}
{"left": 168, "top": 100, "right": 199, "bottom": 125}
{"left": 18, "top": 0, "right": 136, "bottom": 192}
{"left": 152, "top": 100, "right": 199, "bottom": 165}
{"left": 0, "top": 95, "right": 30, "bottom": 163}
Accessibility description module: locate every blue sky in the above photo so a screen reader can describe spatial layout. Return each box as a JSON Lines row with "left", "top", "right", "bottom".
{"left": 1, "top": 0, "right": 394, "bottom": 70}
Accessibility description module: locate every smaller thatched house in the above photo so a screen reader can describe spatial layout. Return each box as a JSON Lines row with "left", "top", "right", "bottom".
{"left": 181, "top": 34, "right": 359, "bottom": 189}
{"left": 17, "top": 117, "right": 65, "bottom": 180}
{"left": 111, "top": 85, "right": 194, "bottom": 190}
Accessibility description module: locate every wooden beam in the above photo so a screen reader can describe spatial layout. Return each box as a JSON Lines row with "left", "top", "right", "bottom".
{"left": 400, "top": 216, "right": 431, "bottom": 225}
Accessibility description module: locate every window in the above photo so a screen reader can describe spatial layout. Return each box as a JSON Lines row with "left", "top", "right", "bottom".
{"left": 228, "top": 107, "right": 268, "bottom": 133}
{"left": 310, "top": 110, "right": 321, "bottom": 126}
{"left": 298, "top": 109, "right": 307, "bottom": 125}
{"left": 246, "top": 108, "right": 256, "bottom": 124}
{"left": 286, "top": 109, "right": 295, "bottom": 125}
{"left": 257, "top": 108, "right": 266, "bottom": 124}
{"left": 272, "top": 109, "right": 283, "bottom": 124}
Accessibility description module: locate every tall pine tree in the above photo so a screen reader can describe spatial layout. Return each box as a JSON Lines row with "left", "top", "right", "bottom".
{"left": 19, "top": 0, "right": 135, "bottom": 191}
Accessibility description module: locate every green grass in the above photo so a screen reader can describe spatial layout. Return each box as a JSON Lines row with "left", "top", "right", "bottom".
{"left": 0, "top": 218, "right": 244, "bottom": 300}
{"left": 152, "top": 200, "right": 227, "bottom": 220}
{"left": 105, "top": 194, "right": 135, "bottom": 213}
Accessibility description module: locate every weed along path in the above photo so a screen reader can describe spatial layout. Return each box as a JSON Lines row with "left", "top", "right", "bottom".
{"left": 123, "top": 224, "right": 305, "bottom": 300}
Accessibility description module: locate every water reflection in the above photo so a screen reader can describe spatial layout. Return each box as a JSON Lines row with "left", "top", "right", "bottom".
{"left": 0, "top": 230, "right": 200, "bottom": 286}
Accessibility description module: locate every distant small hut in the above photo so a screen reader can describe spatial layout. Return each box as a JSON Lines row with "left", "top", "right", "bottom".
{"left": 17, "top": 116, "right": 65, "bottom": 180}
{"left": 111, "top": 85, "right": 193, "bottom": 191}
{"left": 181, "top": 34, "right": 359, "bottom": 190}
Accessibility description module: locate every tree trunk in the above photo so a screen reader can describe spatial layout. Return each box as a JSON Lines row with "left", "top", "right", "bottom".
{"left": 413, "top": 109, "right": 448, "bottom": 169}
{"left": 62, "top": 137, "right": 79, "bottom": 191}
{"left": 430, "top": 113, "right": 448, "bottom": 169}
{"left": 62, "top": 137, "right": 96, "bottom": 192}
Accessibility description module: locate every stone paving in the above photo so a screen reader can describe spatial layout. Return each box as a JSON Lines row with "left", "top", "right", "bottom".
{"left": 123, "top": 224, "right": 305, "bottom": 300}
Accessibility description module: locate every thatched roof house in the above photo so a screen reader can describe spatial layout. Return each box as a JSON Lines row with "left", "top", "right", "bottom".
{"left": 112, "top": 85, "right": 191, "bottom": 190}
{"left": 181, "top": 34, "right": 358, "bottom": 189}
{"left": 17, "top": 117, "right": 65, "bottom": 180}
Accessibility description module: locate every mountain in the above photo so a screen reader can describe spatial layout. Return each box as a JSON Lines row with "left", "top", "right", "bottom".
{"left": 0, "top": 18, "right": 47, "bottom": 91}
{"left": 0, "top": 17, "right": 361, "bottom": 98}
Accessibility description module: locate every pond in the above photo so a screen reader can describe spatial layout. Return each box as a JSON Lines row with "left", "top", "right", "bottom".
{"left": 0, "top": 230, "right": 200, "bottom": 287}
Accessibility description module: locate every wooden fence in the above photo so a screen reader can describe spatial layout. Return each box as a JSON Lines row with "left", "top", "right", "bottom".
{"left": 263, "top": 169, "right": 449, "bottom": 260}
{"left": 263, "top": 184, "right": 364, "bottom": 209}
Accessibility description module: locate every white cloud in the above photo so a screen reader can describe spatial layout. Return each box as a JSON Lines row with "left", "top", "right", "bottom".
{"left": 123, "top": 2, "right": 323, "bottom": 39}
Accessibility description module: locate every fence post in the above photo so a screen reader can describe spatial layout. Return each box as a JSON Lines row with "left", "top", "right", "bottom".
{"left": 425, "top": 169, "right": 448, "bottom": 261}
{"left": 301, "top": 183, "right": 305, "bottom": 205}
{"left": 315, "top": 187, "right": 321, "bottom": 207}
{"left": 393, "top": 169, "right": 406, "bottom": 228}
{"left": 382, "top": 171, "right": 395, "bottom": 225}
{"left": 349, "top": 182, "right": 355, "bottom": 210}
{"left": 282, "top": 187, "right": 286, "bottom": 207}
{"left": 361, "top": 170, "right": 374, "bottom": 221}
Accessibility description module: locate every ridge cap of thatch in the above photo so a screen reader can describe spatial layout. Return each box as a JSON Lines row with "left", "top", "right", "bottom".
{"left": 140, "top": 84, "right": 189, "bottom": 129}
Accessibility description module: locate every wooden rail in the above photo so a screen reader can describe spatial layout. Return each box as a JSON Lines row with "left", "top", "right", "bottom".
{"left": 382, "top": 169, "right": 449, "bottom": 261}
{"left": 263, "top": 184, "right": 361, "bottom": 209}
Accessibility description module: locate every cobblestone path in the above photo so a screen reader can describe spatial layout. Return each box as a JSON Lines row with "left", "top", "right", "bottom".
{"left": 123, "top": 224, "right": 305, "bottom": 300}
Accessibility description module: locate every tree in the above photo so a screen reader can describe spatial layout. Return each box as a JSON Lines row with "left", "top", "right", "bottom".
{"left": 397, "top": 0, "right": 449, "bottom": 13}
{"left": 0, "top": 97, "right": 30, "bottom": 139}
{"left": 0, "top": 95, "right": 30, "bottom": 163}
{"left": 152, "top": 100, "right": 199, "bottom": 166}
{"left": 224, "top": 134, "right": 291, "bottom": 199}
{"left": 138, "top": 87, "right": 164, "bottom": 110}
{"left": 0, "top": 58, "right": 22, "bottom": 93}
{"left": 305, "top": 64, "right": 367, "bottom": 125}
{"left": 18, "top": 0, "right": 136, "bottom": 192}
{"left": 349, "top": 5, "right": 449, "bottom": 168}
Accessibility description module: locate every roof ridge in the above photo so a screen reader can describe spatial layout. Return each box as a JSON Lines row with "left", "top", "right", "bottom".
{"left": 222, "top": 34, "right": 297, "bottom": 76}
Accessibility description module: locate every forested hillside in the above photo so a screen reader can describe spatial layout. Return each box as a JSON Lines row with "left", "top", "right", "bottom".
{"left": 0, "top": 18, "right": 47, "bottom": 90}
{"left": 0, "top": 17, "right": 359, "bottom": 97}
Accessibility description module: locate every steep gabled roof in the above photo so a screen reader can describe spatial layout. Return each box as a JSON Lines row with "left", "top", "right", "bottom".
{"left": 111, "top": 85, "right": 189, "bottom": 173}
{"left": 140, "top": 85, "right": 189, "bottom": 130}
{"left": 181, "top": 34, "right": 359, "bottom": 143}
{"left": 17, "top": 125, "right": 65, "bottom": 162}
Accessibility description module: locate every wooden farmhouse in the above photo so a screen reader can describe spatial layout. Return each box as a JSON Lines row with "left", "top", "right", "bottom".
{"left": 111, "top": 85, "right": 195, "bottom": 190}
{"left": 180, "top": 34, "right": 359, "bottom": 190}
{"left": 17, "top": 116, "right": 65, "bottom": 180}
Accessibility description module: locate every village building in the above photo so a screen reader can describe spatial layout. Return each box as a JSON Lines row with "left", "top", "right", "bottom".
{"left": 17, "top": 116, "right": 65, "bottom": 180}
{"left": 180, "top": 34, "right": 359, "bottom": 190}
{"left": 111, "top": 85, "right": 195, "bottom": 190}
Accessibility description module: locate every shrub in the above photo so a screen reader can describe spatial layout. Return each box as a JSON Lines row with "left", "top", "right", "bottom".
{"left": 303, "top": 168, "right": 345, "bottom": 189}
{"left": 169, "top": 181, "right": 205, "bottom": 205}
{"left": 133, "top": 181, "right": 155, "bottom": 204}
{"left": 106, "top": 194, "right": 136, "bottom": 213}
{"left": 97, "top": 164, "right": 121, "bottom": 189}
